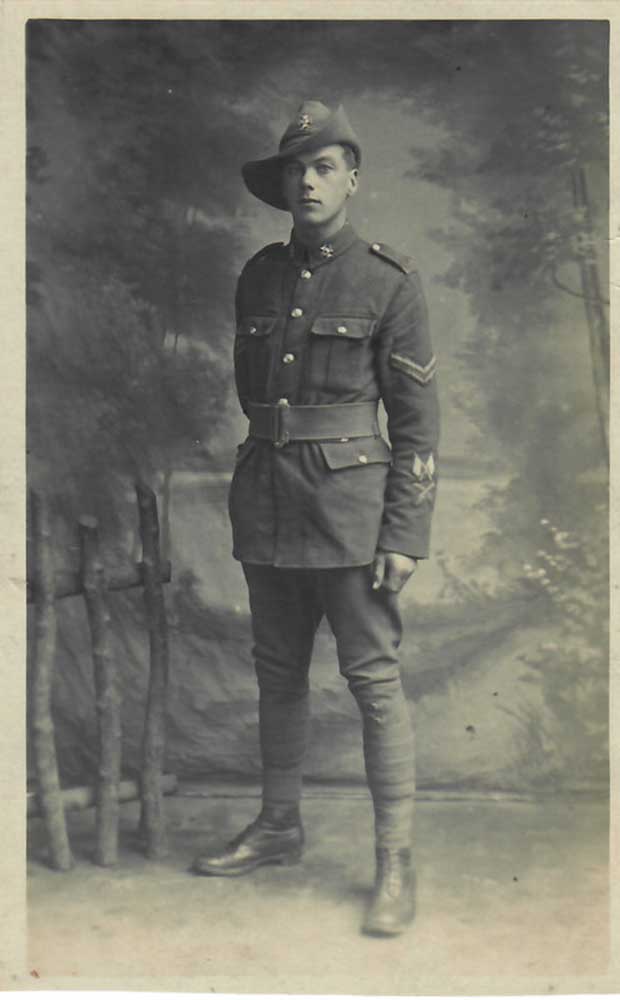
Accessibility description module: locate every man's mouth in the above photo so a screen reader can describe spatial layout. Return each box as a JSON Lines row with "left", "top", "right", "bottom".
{"left": 299, "top": 198, "right": 320, "bottom": 205}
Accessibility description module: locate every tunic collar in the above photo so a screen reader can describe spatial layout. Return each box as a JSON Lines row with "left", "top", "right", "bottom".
{"left": 288, "top": 221, "right": 357, "bottom": 268}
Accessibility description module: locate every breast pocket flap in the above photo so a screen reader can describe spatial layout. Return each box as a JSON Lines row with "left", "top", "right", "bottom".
{"left": 319, "top": 436, "right": 392, "bottom": 470}
{"left": 238, "top": 316, "right": 278, "bottom": 337}
{"left": 311, "top": 316, "right": 377, "bottom": 340}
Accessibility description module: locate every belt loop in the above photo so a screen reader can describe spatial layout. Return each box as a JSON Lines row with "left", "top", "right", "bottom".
{"left": 274, "top": 398, "right": 290, "bottom": 448}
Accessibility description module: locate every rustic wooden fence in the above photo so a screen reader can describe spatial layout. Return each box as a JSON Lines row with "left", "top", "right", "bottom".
{"left": 28, "top": 483, "right": 173, "bottom": 870}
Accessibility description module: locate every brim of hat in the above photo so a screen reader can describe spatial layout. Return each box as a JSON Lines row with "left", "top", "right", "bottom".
{"left": 242, "top": 154, "right": 290, "bottom": 211}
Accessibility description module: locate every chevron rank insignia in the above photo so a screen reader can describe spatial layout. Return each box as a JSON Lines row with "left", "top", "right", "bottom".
{"left": 389, "top": 352, "right": 437, "bottom": 385}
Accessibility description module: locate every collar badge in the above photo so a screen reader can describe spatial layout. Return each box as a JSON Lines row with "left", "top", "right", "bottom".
{"left": 298, "top": 112, "right": 313, "bottom": 131}
{"left": 320, "top": 243, "right": 334, "bottom": 258}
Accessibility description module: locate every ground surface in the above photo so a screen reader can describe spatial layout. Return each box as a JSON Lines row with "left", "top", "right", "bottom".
{"left": 27, "top": 787, "right": 610, "bottom": 994}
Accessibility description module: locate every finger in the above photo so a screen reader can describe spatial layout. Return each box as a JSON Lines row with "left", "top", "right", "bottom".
{"left": 372, "top": 553, "right": 386, "bottom": 590}
{"left": 383, "top": 572, "right": 404, "bottom": 594}
{"left": 381, "top": 557, "right": 402, "bottom": 593}
{"left": 385, "top": 560, "right": 417, "bottom": 594}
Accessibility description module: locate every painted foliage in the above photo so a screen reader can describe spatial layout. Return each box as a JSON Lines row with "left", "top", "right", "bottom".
{"left": 27, "top": 20, "right": 609, "bottom": 792}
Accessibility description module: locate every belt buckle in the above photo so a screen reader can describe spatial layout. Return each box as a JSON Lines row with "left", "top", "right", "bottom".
{"left": 273, "top": 399, "right": 290, "bottom": 448}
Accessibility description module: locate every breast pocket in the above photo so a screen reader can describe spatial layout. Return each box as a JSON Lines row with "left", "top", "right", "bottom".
{"left": 236, "top": 316, "right": 278, "bottom": 399}
{"left": 308, "top": 316, "right": 377, "bottom": 394}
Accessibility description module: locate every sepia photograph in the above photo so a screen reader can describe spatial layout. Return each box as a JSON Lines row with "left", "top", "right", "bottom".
{"left": 17, "top": 11, "right": 612, "bottom": 994}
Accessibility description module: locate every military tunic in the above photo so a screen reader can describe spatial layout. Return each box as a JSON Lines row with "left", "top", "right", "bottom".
{"left": 229, "top": 221, "right": 440, "bottom": 568}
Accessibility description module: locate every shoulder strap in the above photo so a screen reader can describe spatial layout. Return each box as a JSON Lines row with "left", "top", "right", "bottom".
{"left": 369, "top": 241, "right": 416, "bottom": 274}
{"left": 246, "top": 241, "right": 286, "bottom": 266}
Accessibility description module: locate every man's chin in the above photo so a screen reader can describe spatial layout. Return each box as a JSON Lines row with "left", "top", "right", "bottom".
{"left": 291, "top": 208, "right": 331, "bottom": 229}
{"left": 294, "top": 202, "right": 323, "bottom": 218}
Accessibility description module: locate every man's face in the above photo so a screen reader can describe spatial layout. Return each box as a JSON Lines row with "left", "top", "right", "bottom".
{"left": 281, "top": 144, "right": 358, "bottom": 231}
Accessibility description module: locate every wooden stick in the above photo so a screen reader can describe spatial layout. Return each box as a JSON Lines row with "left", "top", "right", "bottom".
{"left": 26, "top": 560, "right": 172, "bottom": 604}
{"left": 27, "top": 773, "right": 178, "bottom": 818}
{"left": 136, "top": 483, "right": 170, "bottom": 859}
{"left": 30, "top": 491, "right": 73, "bottom": 871}
{"left": 79, "top": 516, "right": 121, "bottom": 867}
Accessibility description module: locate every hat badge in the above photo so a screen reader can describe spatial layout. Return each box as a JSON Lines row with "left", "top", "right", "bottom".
{"left": 298, "top": 112, "right": 313, "bottom": 131}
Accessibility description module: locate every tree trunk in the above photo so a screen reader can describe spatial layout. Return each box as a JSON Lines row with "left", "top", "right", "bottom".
{"left": 571, "top": 166, "right": 609, "bottom": 459}
{"left": 136, "top": 482, "right": 170, "bottom": 858}
{"left": 79, "top": 515, "right": 121, "bottom": 866}
{"left": 30, "top": 491, "right": 73, "bottom": 871}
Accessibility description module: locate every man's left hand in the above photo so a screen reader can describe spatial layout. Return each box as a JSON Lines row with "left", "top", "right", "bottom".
{"left": 371, "top": 551, "right": 418, "bottom": 593}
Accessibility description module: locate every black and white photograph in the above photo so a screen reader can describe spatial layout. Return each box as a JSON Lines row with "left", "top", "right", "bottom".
{"left": 9, "top": 8, "right": 614, "bottom": 994}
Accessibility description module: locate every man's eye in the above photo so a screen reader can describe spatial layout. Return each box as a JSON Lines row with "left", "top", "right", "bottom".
{"left": 317, "top": 164, "right": 331, "bottom": 174}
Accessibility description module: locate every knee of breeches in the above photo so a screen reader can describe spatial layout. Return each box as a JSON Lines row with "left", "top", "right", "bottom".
{"left": 256, "top": 663, "right": 310, "bottom": 699}
{"left": 346, "top": 673, "right": 403, "bottom": 717}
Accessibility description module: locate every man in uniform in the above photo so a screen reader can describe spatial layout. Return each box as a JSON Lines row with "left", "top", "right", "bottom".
{"left": 192, "top": 100, "right": 440, "bottom": 937}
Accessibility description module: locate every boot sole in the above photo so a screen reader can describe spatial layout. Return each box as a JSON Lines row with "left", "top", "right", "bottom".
{"left": 361, "top": 921, "right": 411, "bottom": 937}
{"left": 191, "top": 849, "right": 303, "bottom": 877}
{"left": 362, "top": 906, "right": 415, "bottom": 937}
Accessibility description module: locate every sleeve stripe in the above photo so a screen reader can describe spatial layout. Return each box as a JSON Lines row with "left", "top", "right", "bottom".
{"left": 389, "top": 352, "right": 437, "bottom": 384}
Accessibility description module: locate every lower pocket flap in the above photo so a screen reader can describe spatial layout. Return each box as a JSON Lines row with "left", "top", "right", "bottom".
{"left": 319, "top": 436, "right": 392, "bottom": 470}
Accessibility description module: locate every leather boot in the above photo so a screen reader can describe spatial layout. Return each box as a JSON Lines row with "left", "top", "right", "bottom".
{"left": 191, "top": 806, "right": 304, "bottom": 877}
{"left": 362, "top": 847, "right": 416, "bottom": 936}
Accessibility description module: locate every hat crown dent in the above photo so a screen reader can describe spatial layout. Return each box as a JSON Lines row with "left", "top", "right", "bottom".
{"left": 278, "top": 101, "right": 360, "bottom": 163}
{"left": 279, "top": 100, "right": 334, "bottom": 148}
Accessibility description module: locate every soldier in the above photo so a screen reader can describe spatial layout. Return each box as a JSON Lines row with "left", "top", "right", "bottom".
{"left": 192, "top": 100, "right": 440, "bottom": 937}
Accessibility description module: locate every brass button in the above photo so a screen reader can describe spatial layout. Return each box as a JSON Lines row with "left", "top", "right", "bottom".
{"left": 277, "top": 397, "right": 290, "bottom": 406}
{"left": 357, "top": 454, "right": 368, "bottom": 464}
{"left": 371, "top": 242, "right": 381, "bottom": 252}
{"left": 337, "top": 325, "right": 348, "bottom": 334}
{"left": 290, "top": 307, "right": 303, "bottom": 318}
{"left": 300, "top": 269, "right": 312, "bottom": 279}
{"left": 340, "top": 437, "right": 349, "bottom": 442}
{"left": 249, "top": 325, "right": 257, "bottom": 334}
{"left": 282, "top": 353, "right": 295, "bottom": 365}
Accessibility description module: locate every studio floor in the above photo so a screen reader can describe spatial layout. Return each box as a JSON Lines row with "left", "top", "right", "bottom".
{"left": 26, "top": 786, "right": 611, "bottom": 994}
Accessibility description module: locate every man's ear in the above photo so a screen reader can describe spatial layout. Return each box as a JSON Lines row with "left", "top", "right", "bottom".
{"left": 347, "top": 168, "right": 359, "bottom": 198}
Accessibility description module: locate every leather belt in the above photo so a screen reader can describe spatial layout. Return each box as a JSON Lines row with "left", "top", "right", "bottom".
{"left": 248, "top": 401, "right": 379, "bottom": 448}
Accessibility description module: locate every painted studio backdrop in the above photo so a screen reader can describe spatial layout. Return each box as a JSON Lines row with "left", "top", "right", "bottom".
{"left": 27, "top": 20, "right": 609, "bottom": 794}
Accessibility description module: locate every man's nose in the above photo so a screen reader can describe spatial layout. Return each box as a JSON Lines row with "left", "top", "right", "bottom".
{"left": 300, "top": 168, "right": 315, "bottom": 189}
